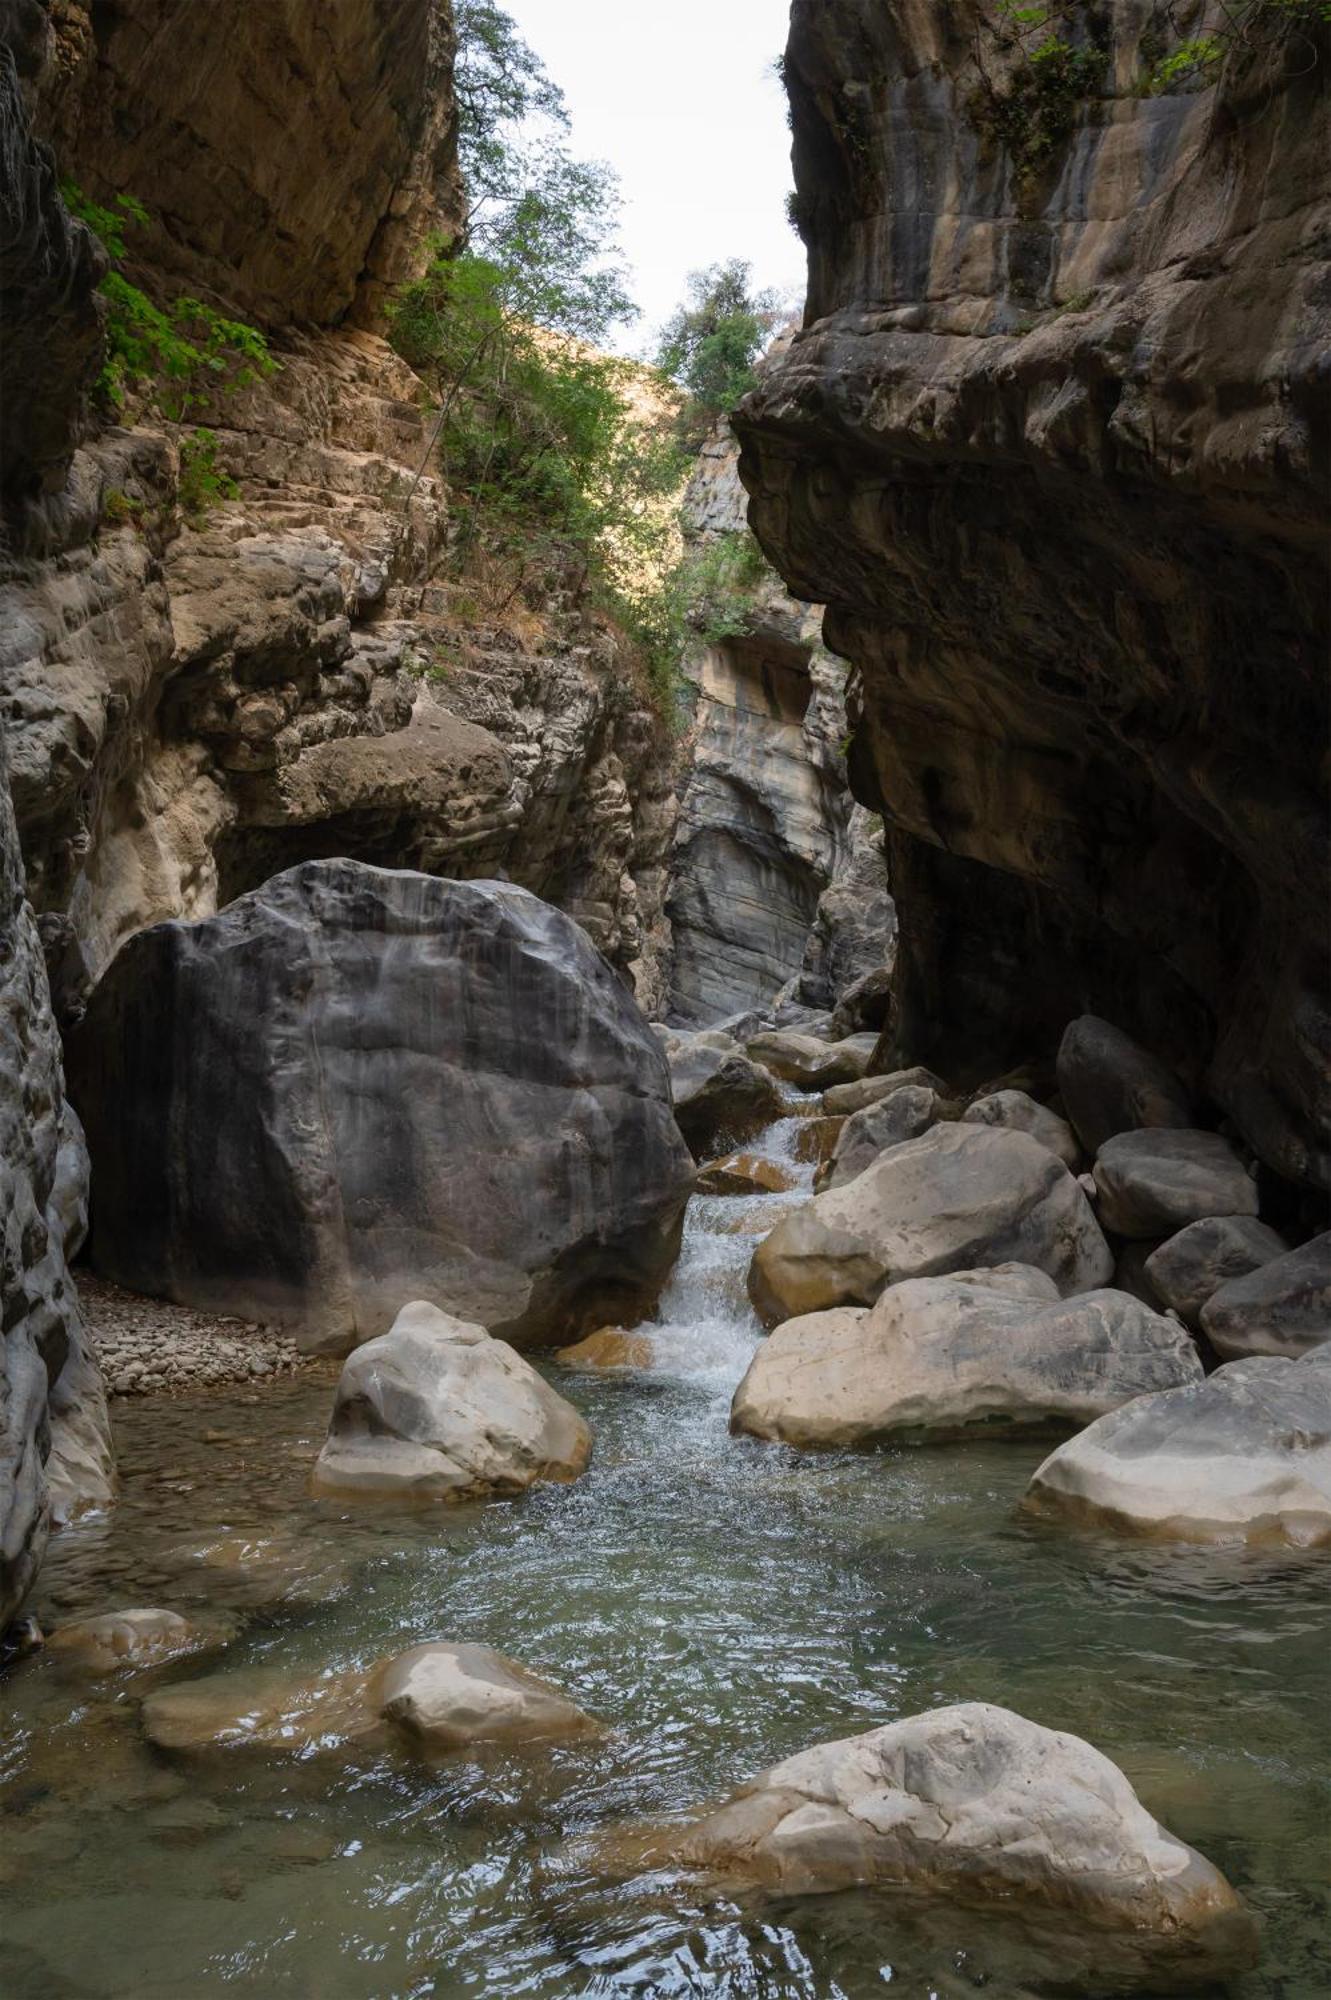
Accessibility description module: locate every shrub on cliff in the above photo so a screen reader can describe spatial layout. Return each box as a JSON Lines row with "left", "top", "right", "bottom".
{"left": 656, "top": 260, "right": 783, "bottom": 447}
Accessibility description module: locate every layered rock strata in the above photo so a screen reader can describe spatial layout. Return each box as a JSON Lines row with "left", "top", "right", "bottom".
{"left": 737, "top": 2, "right": 1330, "bottom": 1191}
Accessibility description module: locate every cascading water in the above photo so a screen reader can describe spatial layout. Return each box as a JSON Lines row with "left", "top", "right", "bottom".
{"left": 2, "top": 1102, "right": 1327, "bottom": 1997}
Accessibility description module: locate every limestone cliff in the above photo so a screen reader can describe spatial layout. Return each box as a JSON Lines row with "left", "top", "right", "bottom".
{"left": 737, "top": 1, "right": 1329, "bottom": 1194}
{"left": 1, "top": 0, "right": 674, "bottom": 1020}
{"left": 666, "top": 423, "right": 894, "bottom": 1025}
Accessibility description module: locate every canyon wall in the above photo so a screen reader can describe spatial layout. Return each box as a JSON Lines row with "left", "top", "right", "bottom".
{"left": 736, "top": 0, "right": 1329, "bottom": 1195}
{"left": 667, "top": 425, "right": 894, "bottom": 1025}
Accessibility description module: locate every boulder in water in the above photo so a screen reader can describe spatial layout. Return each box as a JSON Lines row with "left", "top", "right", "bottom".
{"left": 731, "top": 1273, "right": 1200, "bottom": 1448}
{"left": 312, "top": 1300, "right": 591, "bottom": 1502}
{"left": 576, "top": 1702, "right": 1255, "bottom": 1987}
{"left": 746, "top": 1030, "right": 878, "bottom": 1090}
{"left": 1144, "top": 1216, "right": 1290, "bottom": 1326}
{"left": 697, "top": 1153, "right": 796, "bottom": 1196}
{"left": 1057, "top": 1016, "right": 1194, "bottom": 1155}
{"left": 47, "top": 1608, "right": 214, "bottom": 1674}
{"left": 69, "top": 864, "right": 694, "bottom": 1353}
{"left": 1199, "top": 1232, "right": 1331, "bottom": 1361}
{"left": 1024, "top": 1347, "right": 1331, "bottom": 1546}
{"left": 374, "top": 1642, "right": 600, "bottom": 1751}
{"left": 665, "top": 1031, "right": 784, "bottom": 1157}
{"left": 962, "top": 1088, "right": 1080, "bottom": 1169}
{"left": 1093, "top": 1130, "right": 1258, "bottom": 1238}
{"left": 749, "top": 1125, "right": 1112, "bottom": 1324}
{"left": 556, "top": 1328, "right": 655, "bottom": 1371}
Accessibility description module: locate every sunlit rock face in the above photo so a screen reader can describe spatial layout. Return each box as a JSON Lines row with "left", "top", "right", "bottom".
{"left": 736, "top": 0, "right": 1329, "bottom": 1187}
{"left": 667, "top": 425, "right": 893, "bottom": 1025}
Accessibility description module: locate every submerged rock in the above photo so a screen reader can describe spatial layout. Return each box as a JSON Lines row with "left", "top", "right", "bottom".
{"left": 962, "top": 1088, "right": 1080, "bottom": 1169}
{"left": 697, "top": 1153, "right": 796, "bottom": 1196}
{"left": 1144, "top": 1216, "right": 1290, "bottom": 1326}
{"left": 665, "top": 1031, "right": 785, "bottom": 1157}
{"left": 312, "top": 1301, "right": 591, "bottom": 1502}
{"left": 1093, "top": 1130, "right": 1259, "bottom": 1238}
{"left": 576, "top": 1702, "right": 1255, "bottom": 1988}
{"left": 1057, "top": 1019, "right": 1195, "bottom": 1157}
{"left": 374, "top": 1643, "right": 599, "bottom": 1751}
{"left": 1200, "top": 1232, "right": 1331, "bottom": 1362}
{"left": 823, "top": 1085, "right": 942, "bottom": 1188}
{"left": 1024, "top": 1348, "right": 1331, "bottom": 1546}
{"left": 749, "top": 1125, "right": 1111, "bottom": 1324}
{"left": 69, "top": 864, "right": 694, "bottom": 1354}
{"left": 746, "top": 1030, "right": 877, "bottom": 1090}
{"left": 47, "top": 1608, "right": 213, "bottom": 1675}
{"left": 731, "top": 1274, "right": 1200, "bottom": 1448}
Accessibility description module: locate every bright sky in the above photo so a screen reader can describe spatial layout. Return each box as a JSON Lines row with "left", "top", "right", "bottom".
{"left": 501, "top": 0, "right": 807, "bottom": 357}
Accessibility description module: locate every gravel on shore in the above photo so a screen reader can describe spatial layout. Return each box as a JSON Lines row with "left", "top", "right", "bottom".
{"left": 77, "top": 1273, "right": 313, "bottom": 1397}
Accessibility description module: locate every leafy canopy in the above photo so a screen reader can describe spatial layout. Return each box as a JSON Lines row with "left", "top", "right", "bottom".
{"left": 656, "top": 260, "right": 782, "bottom": 444}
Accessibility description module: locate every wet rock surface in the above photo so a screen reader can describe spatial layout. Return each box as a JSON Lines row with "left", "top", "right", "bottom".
{"left": 374, "top": 1642, "right": 600, "bottom": 1752}
{"left": 312, "top": 1301, "right": 592, "bottom": 1502}
{"left": 70, "top": 865, "right": 694, "bottom": 1352}
{"left": 749, "top": 1124, "right": 1112, "bottom": 1324}
{"left": 732, "top": 1274, "right": 1200, "bottom": 1448}
{"left": 1025, "top": 1348, "right": 1331, "bottom": 1547}
{"left": 664, "top": 1030, "right": 785, "bottom": 1157}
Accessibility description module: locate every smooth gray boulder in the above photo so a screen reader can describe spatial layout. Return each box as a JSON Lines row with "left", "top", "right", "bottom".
{"left": 823, "top": 1065, "right": 946, "bottom": 1118}
{"left": 1025, "top": 1348, "right": 1331, "bottom": 1547}
{"left": 731, "top": 1274, "right": 1201, "bottom": 1447}
{"left": 1145, "top": 1216, "right": 1290, "bottom": 1326}
{"left": 665, "top": 1030, "right": 784, "bottom": 1156}
{"left": 312, "top": 1301, "right": 591, "bottom": 1501}
{"left": 746, "top": 1029, "right": 878, "bottom": 1090}
{"left": 578, "top": 1703, "right": 1255, "bottom": 1987}
{"left": 823, "top": 1085, "right": 943, "bottom": 1188}
{"left": 1057, "top": 1016, "right": 1194, "bottom": 1155}
{"left": 749, "top": 1124, "right": 1112, "bottom": 1324}
{"left": 1200, "top": 1233, "right": 1331, "bottom": 1361}
{"left": 69, "top": 863, "right": 695, "bottom": 1354}
{"left": 1093, "top": 1130, "right": 1259, "bottom": 1238}
{"left": 963, "top": 1088, "right": 1080, "bottom": 1169}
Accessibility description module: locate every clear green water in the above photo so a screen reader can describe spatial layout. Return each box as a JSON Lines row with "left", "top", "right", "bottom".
{"left": 3, "top": 1117, "right": 1329, "bottom": 1998}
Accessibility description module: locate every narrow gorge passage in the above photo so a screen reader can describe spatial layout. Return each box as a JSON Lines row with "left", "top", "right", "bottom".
{"left": 4, "top": 1099, "right": 1326, "bottom": 1997}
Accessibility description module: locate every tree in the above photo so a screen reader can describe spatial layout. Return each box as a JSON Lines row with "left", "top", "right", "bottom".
{"left": 656, "top": 260, "right": 783, "bottom": 443}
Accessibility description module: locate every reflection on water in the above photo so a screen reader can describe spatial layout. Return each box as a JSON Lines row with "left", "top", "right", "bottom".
{"left": 3, "top": 1112, "right": 1329, "bottom": 1997}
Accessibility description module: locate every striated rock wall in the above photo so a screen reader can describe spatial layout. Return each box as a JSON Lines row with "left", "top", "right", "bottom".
{"left": 737, "top": 1, "right": 1329, "bottom": 1191}
{"left": 667, "top": 424, "right": 893, "bottom": 1025}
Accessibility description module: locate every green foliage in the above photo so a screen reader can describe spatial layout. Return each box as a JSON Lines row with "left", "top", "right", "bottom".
{"left": 177, "top": 429, "right": 239, "bottom": 518}
{"left": 1147, "top": 33, "right": 1225, "bottom": 88}
{"left": 656, "top": 260, "right": 783, "bottom": 445}
{"left": 62, "top": 182, "right": 276, "bottom": 417}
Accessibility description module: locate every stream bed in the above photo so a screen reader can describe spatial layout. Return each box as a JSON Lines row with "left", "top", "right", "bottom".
{"left": 3, "top": 1111, "right": 1328, "bottom": 1997}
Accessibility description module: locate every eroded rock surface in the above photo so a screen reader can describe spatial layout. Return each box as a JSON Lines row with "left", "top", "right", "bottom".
{"left": 1025, "top": 1348, "right": 1331, "bottom": 1547}
{"left": 737, "top": 7, "right": 1329, "bottom": 1192}
{"left": 312, "top": 1301, "right": 592, "bottom": 1501}
{"left": 749, "top": 1124, "right": 1111, "bottom": 1323}
{"left": 732, "top": 1274, "right": 1200, "bottom": 1448}
{"left": 70, "top": 867, "right": 694, "bottom": 1351}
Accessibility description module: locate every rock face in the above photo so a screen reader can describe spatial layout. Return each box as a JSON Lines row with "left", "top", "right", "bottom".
{"left": 312, "top": 1301, "right": 592, "bottom": 1500}
{"left": 69, "top": 867, "right": 694, "bottom": 1352}
{"left": 1093, "top": 1130, "right": 1258, "bottom": 1239}
{"left": 749, "top": 1124, "right": 1112, "bottom": 1323}
{"left": 666, "top": 422, "right": 893, "bottom": 1024}
{"left": 736, "top": 7, "right": 1329, "bottom": 1193}
{"left": 585, "top": 1703, "right": 1255, "bottom": 1987}
{"left": 1200, "top": 1234, "right": 1331, "bottom": 1362}
{"left": 1025, "top": 1348, "right": 1331, "bottom": 1547}
{"left": 732, "top": 1273, "right": 1200, "bottom": 1448}
{"left": 1144, "top": 1217, "right": 1290, "bottom": 1327}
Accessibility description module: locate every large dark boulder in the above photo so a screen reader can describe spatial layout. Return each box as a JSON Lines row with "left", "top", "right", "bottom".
{"left": 69, "top": 863, "right": 695, "bottom": 1353}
